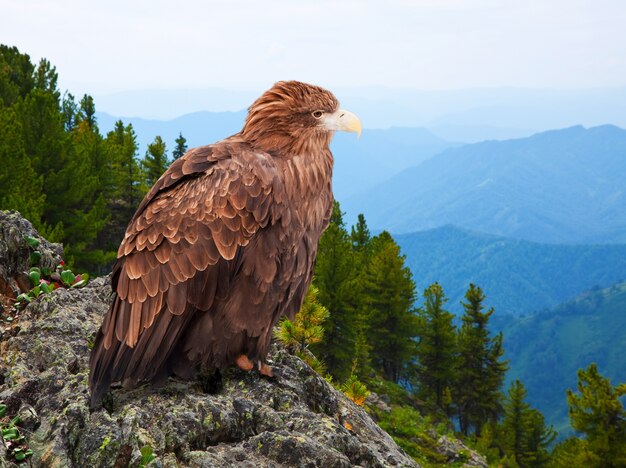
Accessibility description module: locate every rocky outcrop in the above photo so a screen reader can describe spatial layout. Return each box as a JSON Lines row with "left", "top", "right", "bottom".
{"left": 0, "top": 277, "right": 417, "bottom": 467}
{"left": 0, "top": 211, "right": 420, "bottom": 467}
{"left": 0, "top": 212, "right": 487, "bottom": 467}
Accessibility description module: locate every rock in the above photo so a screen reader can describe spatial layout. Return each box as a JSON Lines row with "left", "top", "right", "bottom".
{"left": 0, "top": 276, "right": 419, "bottom": 467}
{"left": 0, "top": 210, "right": 63, "bottom": 298}
{"left": 436, "top": 435, "right": 488, "bottom": 468}
{"left": 365, "top": 392, "right": 391, "bottom": 414}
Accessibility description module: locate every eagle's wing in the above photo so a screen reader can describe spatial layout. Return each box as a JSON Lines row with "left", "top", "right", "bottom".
{"left": 89, "top": 141, "right": 288, "bottom": 404}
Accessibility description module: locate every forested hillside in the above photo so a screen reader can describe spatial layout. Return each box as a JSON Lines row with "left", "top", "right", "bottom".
{"left": 395, "top": 225, "right": 626, "bottom": 315}
{"left": 495, "top": 281, "right": 626, "bottom": 439}
{"left": 0, "top": 45, "right": 178, "bottom": 274}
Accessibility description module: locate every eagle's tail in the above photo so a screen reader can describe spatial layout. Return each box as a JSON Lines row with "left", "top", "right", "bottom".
{"left": 88, "top": 295, "right": 197, "bottom": 408}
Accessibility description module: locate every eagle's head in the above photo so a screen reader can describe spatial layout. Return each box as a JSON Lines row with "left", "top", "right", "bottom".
{"left": 242, "top": 80, "right": 361, "bottom": 154}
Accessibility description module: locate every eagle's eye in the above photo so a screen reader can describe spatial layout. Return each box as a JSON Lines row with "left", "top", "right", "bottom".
{"left": 312, "top": 110, "right": 323, "bottom": 119}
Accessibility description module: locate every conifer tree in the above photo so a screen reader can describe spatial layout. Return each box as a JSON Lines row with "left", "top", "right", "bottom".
{"left": 61, "top": 92, "right": 78, "bottom": 132}
{"left": 33, "top": 58, "right": 60, "bottom": 100}
{"left": 362, "top": 231, "right": 418, "bottom": 382}
{"left": 456, "top": 284, "right": 508, "bottom": 436}
{"left": 0, "top": 108, "right": 45, "bottom": 223}
{"left": 17, "top": 60, "right": 68, "bottom": 239}
{"left": 0, "top": 45, "right": 35, "bottom": 106}
{"left": 499, "top": 380, "right": 555, "bottom": 467}
{"left": 275, "top": 285, "right": 329, "bottom": 375}
{"left": 106, "top": 121, "right": 143, "bottom": 209}
{"left": 415, "top": 282, "right": 457, "bottom": 410}
{"left": 59, "top": 119, "right": 109, "bottom": 270}
{"left": 348, "top": 213, "right": 373, "bottom": 378}
{"left": 566, "top": 363, "right": 626, "bottom": 466}
{"left": 312, "top": 202, "right": 359, "bottom": 380}
{"left": 143, "top": 135, "right": 169, "bottom": 187}
{"left": 77, "top": 94, "right": 97, "bottom": 129}
{"left": 173, "top": 132, "right": 188, "bottom": 160}
{"left": 275, "top": 285, "right": 329, "bottom": 353}
{"left": 350, "top": 213, "right": 371, "bottom": 254}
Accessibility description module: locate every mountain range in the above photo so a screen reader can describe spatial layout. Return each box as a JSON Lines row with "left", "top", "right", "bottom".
{"left": 96, "top": 112, "right": 456, "bottom": 200}
{"left": 94, "top": 86, "right": 626, "bottom": 142}
{"left": 345, "top": 125, "right": 626, "bottom": 244}
{"left": 394, "top": 225, "right": 626, "bottom": 316}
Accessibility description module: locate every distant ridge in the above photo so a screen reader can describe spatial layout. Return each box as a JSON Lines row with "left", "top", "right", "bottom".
{"left": 346, "top": 125, "right": 626, "bottom": 244}
{"left": 395, "top": 225, "right": 626, "bottom": 316}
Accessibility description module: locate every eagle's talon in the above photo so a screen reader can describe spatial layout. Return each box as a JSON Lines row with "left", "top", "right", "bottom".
{"left": 259, "top": 363, "right": 275, "bottom": 378}
{"left": 235, "top": 354, "right": 254, "bottom": 371}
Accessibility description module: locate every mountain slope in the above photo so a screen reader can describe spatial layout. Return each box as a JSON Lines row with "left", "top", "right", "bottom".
{"left": 395, "top": 225, "right": 626, "bottom": 316}
{"left": 345, "top": 125, "right": 626, "bottom": 244}
{"left": 96, "top": 112, "right": 456, "bottom": 200}
{"left": 494, "top": 282, "right": 626, "bottom": 438}
{"left": 332, "top": 127, "right": 456, "bottom": 199}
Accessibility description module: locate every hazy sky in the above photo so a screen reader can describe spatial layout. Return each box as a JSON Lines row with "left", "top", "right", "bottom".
{"left": 2, "top": 0, "right": 625, "bottom": 96}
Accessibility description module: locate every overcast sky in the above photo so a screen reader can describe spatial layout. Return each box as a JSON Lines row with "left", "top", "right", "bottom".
{"left": 2, "top": 0, "right": 625, "bottom": 97}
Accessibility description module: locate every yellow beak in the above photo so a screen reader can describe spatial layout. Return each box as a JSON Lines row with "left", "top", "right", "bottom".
{"left": 324, "top": 109, "right": 362, "bottom": 138}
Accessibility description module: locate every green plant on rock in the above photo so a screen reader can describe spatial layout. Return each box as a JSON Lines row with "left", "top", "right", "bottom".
{"left": 377, "top": 406, "right": 447, "bottom": 464}
{"left": 274, "top": 285, "right": 328, "bottom": 352}
{"left": 139, "top": 445, "right": 157, "bottom": 467}
{"left": 15, "top": 260, "right": 89, "bottom": 308}
{"left": 275, "top": 285, "right": 331, "bottom": 375}
{"left": 25, "top": 236, "right": 41, "bottom": 265}
{"left": 0, "top": 404, "right": 34, "bottom": 463}
{"left": 341, "top": 374, "right": 371, "bottom": 406}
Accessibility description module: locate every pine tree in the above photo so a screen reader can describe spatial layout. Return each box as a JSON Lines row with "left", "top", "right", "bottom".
{"left": 33, "top": 58, "right": 60, "bottom": 100}
{"left": 0, "top": 108, "right": 45, "bottom": 223}
{"left": 456, "top": 284, "right": 508, "bottom": 436}
{"left": 0, "top": 45, "right": 35, "bottom": 106}
{"left": 173, "top": 132, "right": 188, "bottom": 160}
{"left": 61, "top": 92, "right": 78, "bottom": 132}
{"left": 312, "top": 202, "right": 359, "bottom": 380}
{"left": 143, "top": 135, "right": 169, "bottom": 187}
{"left": 16, "top": 60, "right": 68, "bottom": 239}
{"left": 566, "top": 363, "right": 626, "bottom": 466}
{"left": 348, "top": 213, "right": 373, "bottom": 379}
{"left": 274, "top": 285, "right": 329, "bottom": 353}
{"left": 362, "top": 231, "right": 418, "bottom": 382}
{"left": 76, "top": 94, "right": 97, "bottom": 129}
{"left": 350, "top": 213, "right": 371, "bottom": 254}
{"left": 524, "top": 409, "right": 555, "bottom": 466}
{"left": 59, "top": 119, "right": 109, "bottom": 270}
{"left": 415, "top": 282, "right": 457, "bottom": 410}
{"left": 107, "top": 121, "right": 143, "bottom": 209}
{"left": 500, "top": 380, "right": 555, "bottom": 467}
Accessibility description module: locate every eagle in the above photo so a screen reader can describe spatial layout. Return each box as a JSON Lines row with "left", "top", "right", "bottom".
{"left": 89, "top": 81, "right": 361, "bottom": 406}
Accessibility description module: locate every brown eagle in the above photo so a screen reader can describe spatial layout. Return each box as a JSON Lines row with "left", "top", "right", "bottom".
{"left": 89, "top": 81, "right": 361, "bottom": 406}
